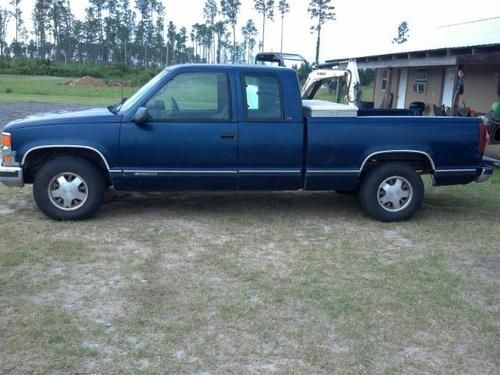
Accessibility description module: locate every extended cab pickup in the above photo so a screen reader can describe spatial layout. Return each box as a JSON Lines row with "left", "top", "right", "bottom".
{"left": 0, "top": 64, "right": 494, "bottom": 221}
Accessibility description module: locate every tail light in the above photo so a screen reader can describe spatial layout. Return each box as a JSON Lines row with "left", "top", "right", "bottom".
{"left": 479, "top": 121, "right": 489, "bottom": 156}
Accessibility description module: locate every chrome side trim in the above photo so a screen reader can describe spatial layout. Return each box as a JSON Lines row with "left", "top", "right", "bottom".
{"left": 122, "top": 169, "right": 302, "bottom": 175}
{"left": 434, "top": 168, "right": 477, "bottom": 173}
{"left": 307, "top": 169, "right": 359, "bottom": 174}
{"left": 360, "top": 150, "right": 436, "bottom": 171}
{"left": 21, "top": 145, "right": 111, "bottom": 170}
{"left": 123, "top": 169, "right": 237, "bottom": 174}
{"left": 239, "top": 169, "right": 301, "bottom": 174}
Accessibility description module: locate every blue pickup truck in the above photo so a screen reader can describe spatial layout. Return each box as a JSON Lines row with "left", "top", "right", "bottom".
{"left": 0, "top": 64, "right": 494, "bottom": 221}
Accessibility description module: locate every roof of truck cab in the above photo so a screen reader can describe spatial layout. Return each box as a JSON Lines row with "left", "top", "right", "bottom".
{"left": 166, "top": 64, "right": 296, "bottom": 74}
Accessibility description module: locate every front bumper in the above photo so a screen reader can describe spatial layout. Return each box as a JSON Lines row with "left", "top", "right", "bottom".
{"left": 0, "top": 165, "right": 24, "bottom": 187}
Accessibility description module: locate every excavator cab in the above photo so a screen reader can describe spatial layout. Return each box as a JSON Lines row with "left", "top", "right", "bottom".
{"left": 301, "top": 60, "right": 361, "bottom": 107}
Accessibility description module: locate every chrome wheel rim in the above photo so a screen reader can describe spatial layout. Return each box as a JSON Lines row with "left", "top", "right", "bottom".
{"left": 48, "top": 172, "right": 89, "bottom": 211}
{"left": 377, "top": 176, "right": 413, "bottom": 212}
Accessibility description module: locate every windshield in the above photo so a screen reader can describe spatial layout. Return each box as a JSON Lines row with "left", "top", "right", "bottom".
{"left": 118, "top": 69, "right": 170, "bottom": 113}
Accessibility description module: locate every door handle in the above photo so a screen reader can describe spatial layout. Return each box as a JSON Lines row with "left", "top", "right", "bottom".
{"left": 220, "top": 133, "right": 236, "bottom": 140}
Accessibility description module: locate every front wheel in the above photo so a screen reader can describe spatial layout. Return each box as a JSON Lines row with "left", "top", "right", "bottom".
{"left": 33, "top": 156, "right": 105, "bottom": 220}
{"left": 359, "top": 163, "right": 424, "bottom": 222}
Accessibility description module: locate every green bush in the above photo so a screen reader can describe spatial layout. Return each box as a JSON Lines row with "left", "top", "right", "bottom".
{"left": 4, "top": 87, "right": 12, "bottom": 93}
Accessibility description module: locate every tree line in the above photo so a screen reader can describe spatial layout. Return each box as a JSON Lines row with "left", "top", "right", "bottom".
{"left": 0, "top": 0, "right": 336, "bottom": 69}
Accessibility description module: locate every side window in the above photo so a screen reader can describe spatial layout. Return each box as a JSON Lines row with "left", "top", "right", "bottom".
{"left": 413, "top": 68, "right": 427, "bottom": 94}
{"left": 381, "top": 69, "right": 388, "bottom": 91}
{"left": 145, "top": 72, "right": 230, "bottom": 121}
{"left": 243, "top": 74, "right": 283, "bottom": 120}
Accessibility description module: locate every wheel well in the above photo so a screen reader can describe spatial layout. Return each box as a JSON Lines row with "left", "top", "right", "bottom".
{"left": 360, "top": 152, "right": 434, "bottom": 177}
{"left": 22, "top": 147, "right": 112, "bottom": 185}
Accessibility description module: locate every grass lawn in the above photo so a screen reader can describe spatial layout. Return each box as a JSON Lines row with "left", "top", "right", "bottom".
{"left": 314, "top": 82, "right": 374, "bottom": 104}
{"left": 0, "top": 173, "right": 499, "bottom": 373}
{"left": 0, "top": 74, "right": 138, "bottom": 106}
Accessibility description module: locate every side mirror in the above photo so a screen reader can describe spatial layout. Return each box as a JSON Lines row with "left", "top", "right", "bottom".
{"left": 133, "top": 107, "right": 149, "bottom": 124}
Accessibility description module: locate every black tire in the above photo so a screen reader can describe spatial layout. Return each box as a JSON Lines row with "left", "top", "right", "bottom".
{"left": 359, "top": 163, "right": 424, "bottom": 222}
{"left": 33, "top": 156, "right": 105, "bottom": 220}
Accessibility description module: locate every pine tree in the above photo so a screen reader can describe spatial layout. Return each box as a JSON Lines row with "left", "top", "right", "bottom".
{"left": 88, "top": 0, "right": 106, "bottom": 62}
{"left": 83, "top": 6, "right": 100, "bottom": 63}
{"left": 392, "top": 21, "right": 409, "bottom": 44}
{"left": 254, "top": 0, "right": 274, "bottom": 52}
{"left": 58, "top": 0, "right": 75, "bottom": 63}
{"left": 213, "top": 20, "right": 226, "bottom": 64}
{"left": 116, "top": 0, "right": 135, "bottom": 65}
{"left": 32, "top": 0, "right": 51, "bottom": 59}
{"left": 203, "top": 0, "right": 217, "bottom": 63}
{"left": 9, "top": 0, "right": 24, "bottom": 46}
{"left": 220, "top": 0, "right": 240, "bottom": 63}
{"left": 308, "top": 0, "right": 335, "bottom": 64}
{"left": 166, "top": 21, "right": 176, "bottom": 65}
{"left": 0, "top": 8, "right": 9, "bottom": 57}
{"left": 241, "top": 19, "right": 257, "bottom": 63}
{"left": 278, "top": 0, "right": 289, "bottom": 53}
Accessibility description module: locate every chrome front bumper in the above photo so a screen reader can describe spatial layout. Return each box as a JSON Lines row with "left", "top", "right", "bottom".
{"left": 0, "top": 165, "right": 24, "bottom": 187}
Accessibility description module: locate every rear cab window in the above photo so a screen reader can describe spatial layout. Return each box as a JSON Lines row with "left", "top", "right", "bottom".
{"left": 242, "top": 74, "right": 283, "bottom": 121}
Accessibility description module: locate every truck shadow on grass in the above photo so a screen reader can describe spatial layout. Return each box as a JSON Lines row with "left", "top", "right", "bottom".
{"left": 96, "top": 189, "right": 495, "bottom": 223}
{"left": 101, "top": 191, "right": 363, "bottom": 219}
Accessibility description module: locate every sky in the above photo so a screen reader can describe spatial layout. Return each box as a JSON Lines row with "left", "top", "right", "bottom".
{"left": 7, "top": 0, "right": 500, "bottom": 63}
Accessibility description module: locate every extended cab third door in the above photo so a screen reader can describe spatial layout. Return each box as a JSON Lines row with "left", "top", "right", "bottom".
{"left": 236, "top": 68, "right": 304, "bottom": 190}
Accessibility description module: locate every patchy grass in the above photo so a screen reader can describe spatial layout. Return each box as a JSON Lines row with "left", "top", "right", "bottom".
{"left": 314, "top": 82, "right": 374, "bottom": 103}
{"left": 0, "top": 173, "right": 499, "bottom": 373}
{"left": 0, "top": 75, "right": 138, "bottom": 106}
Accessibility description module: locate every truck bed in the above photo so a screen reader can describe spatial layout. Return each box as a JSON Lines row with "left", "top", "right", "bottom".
{"left": 304, "top": 116, "right": 483, "bottom": 190}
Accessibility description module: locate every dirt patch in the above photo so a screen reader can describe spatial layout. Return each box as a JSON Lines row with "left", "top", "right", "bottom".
{"left": 383, "top": 229, "right": 415, "bottom": 249}
{"left": 64, "top": 76, "right": 130, "bottom": 88}
{"left": 65, "top": 76, "right": 106, "bottom": 87}
{"left": 0, "top": 204, "right": 15, "bottom": 215}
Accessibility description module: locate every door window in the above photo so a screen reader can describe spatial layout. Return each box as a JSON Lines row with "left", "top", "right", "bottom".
{"left": 145, "top": 72, "right": 230, "bottom": 121}
{"left": 242, "top": 74, "right": 283, "bottom": 120}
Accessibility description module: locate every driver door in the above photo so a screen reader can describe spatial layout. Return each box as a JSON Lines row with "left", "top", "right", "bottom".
{"left": 119, "top": 71, "right": 238, "bottom": 190}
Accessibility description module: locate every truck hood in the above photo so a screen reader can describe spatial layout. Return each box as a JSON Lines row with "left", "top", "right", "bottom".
{"left": 4, "top": 107, "right": 121, "bottom": 130}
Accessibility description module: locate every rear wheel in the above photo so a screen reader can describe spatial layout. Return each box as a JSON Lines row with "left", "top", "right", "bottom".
{"left": 359, "top": 163, "right": 424, "bottom": 222}
{"left": 33, "top": 156, "right": 105, "bottom": 220}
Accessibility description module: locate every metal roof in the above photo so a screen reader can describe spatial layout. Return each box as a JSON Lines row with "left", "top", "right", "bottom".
{"left": 327, "top": 16, "right": 500, "bottom": 62}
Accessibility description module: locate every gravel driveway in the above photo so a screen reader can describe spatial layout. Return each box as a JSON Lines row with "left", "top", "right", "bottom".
{"left": 0, "top": 102, "right": 91, "bottom": 129}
